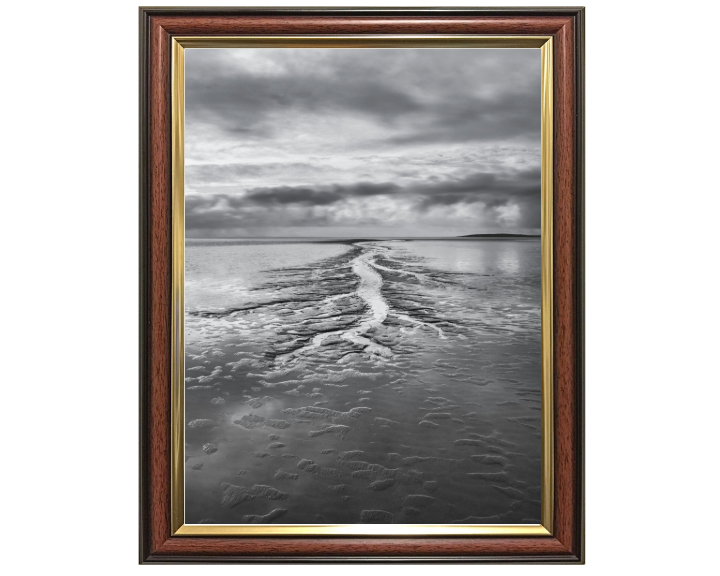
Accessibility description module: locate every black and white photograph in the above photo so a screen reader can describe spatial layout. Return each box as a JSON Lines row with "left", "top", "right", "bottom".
{"left": 183, "top": 47, "right": 544, "bottom": 525}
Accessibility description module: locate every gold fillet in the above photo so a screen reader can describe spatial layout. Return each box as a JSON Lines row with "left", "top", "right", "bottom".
{"left": 539, "top": 37, "right": 554, "bottom": 533}
{"left": 171, "top": 38, "right": 186, "bottom": 534}
{"left": 170, "top": 36, "right": 554, "bottom": 537}
{"left": 176, "top": 524, "right": 551, "bottom": 537}
{"left": 175, "top": 35, "right": 550, "bottom": 49}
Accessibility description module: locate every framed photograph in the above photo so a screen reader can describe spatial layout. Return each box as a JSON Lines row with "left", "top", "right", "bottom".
{"left": 140, "top": 6, "right": 584, "bottom": 563}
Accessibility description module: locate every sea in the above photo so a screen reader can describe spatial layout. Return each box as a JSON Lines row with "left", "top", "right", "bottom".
{"left": 184, "top": 237, "right": 542, "bottom": 525}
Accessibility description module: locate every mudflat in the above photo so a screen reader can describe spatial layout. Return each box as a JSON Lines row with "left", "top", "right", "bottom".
{"left": 184, "top": 238, "right": 541, "bottom": 524}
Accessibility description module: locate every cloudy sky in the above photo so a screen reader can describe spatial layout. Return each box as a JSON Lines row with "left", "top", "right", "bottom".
{"left": 185, "top": 48, "right": 540, "bottom": 238}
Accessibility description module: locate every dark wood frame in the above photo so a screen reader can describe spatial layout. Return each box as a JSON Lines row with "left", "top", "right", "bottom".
{"left": 139, "top": 6, "right": 585, "bottom": 564}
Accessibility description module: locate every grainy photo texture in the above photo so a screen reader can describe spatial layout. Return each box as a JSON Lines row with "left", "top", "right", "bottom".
{"left": 183, "top": 48, "right": 542, "bottom": 525}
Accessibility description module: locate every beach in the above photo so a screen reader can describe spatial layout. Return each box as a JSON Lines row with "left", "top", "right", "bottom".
{"left": 184, "top": 238, "right": 542, "bottom": 524}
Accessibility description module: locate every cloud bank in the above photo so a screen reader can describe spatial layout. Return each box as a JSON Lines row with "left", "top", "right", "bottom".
{"left": 185, "top": 48, "right": 541, "bottom": 237}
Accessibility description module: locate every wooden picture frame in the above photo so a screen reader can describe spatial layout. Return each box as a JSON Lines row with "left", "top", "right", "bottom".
{"left": 139, "top": 6, "right": 584, "bottom": 563}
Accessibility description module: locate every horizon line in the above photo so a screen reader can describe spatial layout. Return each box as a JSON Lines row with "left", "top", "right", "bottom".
{"left": 185, "top": 233, "right": 541, "bottom": 239}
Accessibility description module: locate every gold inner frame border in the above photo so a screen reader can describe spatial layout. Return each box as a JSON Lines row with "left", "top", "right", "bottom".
{"left": 170, "top": 35, "right": 554, "bottom": 537}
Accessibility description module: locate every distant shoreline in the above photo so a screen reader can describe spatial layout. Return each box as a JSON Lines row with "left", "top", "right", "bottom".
{"left": 187, "top": 235, "right": 540, "bottom": 242}
{"left": 458, "top": 233, "right": 540, "bottom": 238}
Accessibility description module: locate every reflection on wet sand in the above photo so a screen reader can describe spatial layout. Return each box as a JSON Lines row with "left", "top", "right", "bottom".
{"left": 185, "top": 239, "right": 541, "bottom": 524}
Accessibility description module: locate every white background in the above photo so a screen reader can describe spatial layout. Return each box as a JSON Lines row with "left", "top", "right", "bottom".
{"left": 2, "top": 0, "right": 718, "bottom": 573}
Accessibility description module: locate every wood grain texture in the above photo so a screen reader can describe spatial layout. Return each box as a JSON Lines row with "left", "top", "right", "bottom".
{"left": 152, "top": 15, "right": 573, "bottom": 36}
{"left": 142, "top": 14, "right": 172, "bottom": 557}
{"left": 139, "top": 7, "right": 584, "bottom": 564}
{"left": 552, "top": 17, "right": 579, "bottom": 557}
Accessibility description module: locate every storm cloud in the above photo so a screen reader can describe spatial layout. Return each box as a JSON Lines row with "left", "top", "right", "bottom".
{"left": 185, "top": 48, "right": 541, "bottom": 237}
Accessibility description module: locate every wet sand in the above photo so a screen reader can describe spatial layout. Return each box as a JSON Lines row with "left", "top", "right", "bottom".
{"left": 184, "top": 239, "right": 541, "bottom": 524}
